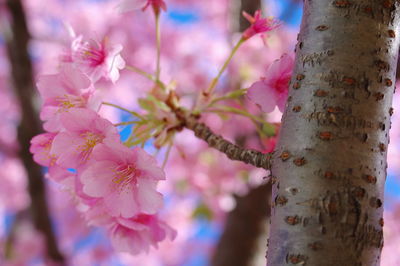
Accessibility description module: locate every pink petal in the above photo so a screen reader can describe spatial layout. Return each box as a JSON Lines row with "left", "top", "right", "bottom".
{"left": 60, "top": 64, "right": 91, "bottom": 91}
{"left": 74, "top": 173, "right": 100, "bottom": 203}
{"left": 270, "top": 54, "right": 293, "bottom": 77}
{"left": 93, "top": 116, "right": 120, "bottom": 140}
{"left": 37, "top": 75, "right": 67, "bottom": 99}
{"left": 92, "top": 141, "right": 130, "bottom": 164}
{"left": 247, "top": 80, "right": 278, "bottom": 113}
{"left": 135, "top": 148, "right": 165, "bottom": 180}
{"left": 276, "top": 91, "right": 289, "bottom": 113}
{"left": 84, "top": 203, "right": 114, "bottom": 227}
{"left": 51, "top": 132, "right": 83, "bottom": 168}
{"left": 40, "top": 106, "right": 64, "bottom": 132}
{"left": 86, "top": 91, "right": 102, "bottom": 111}
{"left": 30, "top": 133, "right": 57, "bottom": 167}
{"left": 47, "top": 165, "right": 73, "bottom": 183}
{"left": 116, "top": 0, "right": 147, "bottom": 13}
{"left": 80, "top": 161, "right": 116, "bottom": 197}
{"left": 105, "top": 188, "right": 138, "bottom": 218}
{"left": 117, "top": 217, "right": 148, "bottom": 231}
{"left": 242, "top": 11, "right": 254, "bottom": 23}
{"left": 59, "top": 108, "right": 99, "bottom": 132}
{"left": 108, "top": 53, "right": 126, "bottom": 83}
{"left": 110, "top": 225, "right": 143, "bottom": 254}
{"left": 136, "top": 179, "right": 163, "bottom": 214}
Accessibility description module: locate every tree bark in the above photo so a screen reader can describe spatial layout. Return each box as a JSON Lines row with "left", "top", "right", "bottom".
{"left": 5, "top": 0, "right": 64, "bottom": 263}
{"left": 268, "top": 1, "right": 400, "bottom": 265}
{"left": 183, "top": 115, "right": 272, "bottom": 170}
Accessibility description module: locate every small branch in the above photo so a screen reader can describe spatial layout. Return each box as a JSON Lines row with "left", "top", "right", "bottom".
{"left": 125, "top": 65, "right": 166, "bottom": 89}
{"left": 183, "top": 115, "right": 272, "bottom": 170}
{"left": 5, "top": 0, "right": 64, "bottom": 263}
{"left": 126, "top": 65, "right": 155, "bottom": 81}
{"left": 102, "top": 101, "right": 145, "bottom": 120}
{"left": 204, "top": 38, "right": 244, "bottom": 96}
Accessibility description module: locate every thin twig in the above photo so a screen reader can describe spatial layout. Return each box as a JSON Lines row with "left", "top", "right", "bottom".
{"left": 102, "top": 101, "right": 145, "bottom": 120}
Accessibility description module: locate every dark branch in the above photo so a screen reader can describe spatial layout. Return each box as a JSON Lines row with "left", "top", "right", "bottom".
{"left": 184, "top": 115, "right": 272, "bottom": 170}
{"left": 5, "top": 0, "right": 64, "bottom": 262}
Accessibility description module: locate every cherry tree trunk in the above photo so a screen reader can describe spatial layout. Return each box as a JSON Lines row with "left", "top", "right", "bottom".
{"left": 268, "top": 1, "right": 400, "bottom": 265}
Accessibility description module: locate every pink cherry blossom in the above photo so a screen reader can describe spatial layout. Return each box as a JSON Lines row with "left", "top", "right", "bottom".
{"left": 37, "top": 65, "right": 100, "bottom": 132}
{"left": 50, "top": 108, "right": 120, "bottom": 169}
{"left": 109, "top": 214, "right": 176, "bottom": 254}
{"left": 247, "top": 54, "right": 294, "bottom": 113}
{"left": 79, "top": 140, "right": 165, "bottom": 218}
{"left": 242, "top": 10, "right": 280, "bottom": 40}
{"left": 118, "top": 0, "right": 167, "bottom": 14}
{"left": 71, "top": 37, "right": 126, "bottom": 83}
{"left": 82, "top": 204, "right": 175, "bottom": 255}
{"left": 30, "top": 132, "right": 58, "bottom": 167}
{"left": 30, "top": 133, "right": 77, "bottom": 184}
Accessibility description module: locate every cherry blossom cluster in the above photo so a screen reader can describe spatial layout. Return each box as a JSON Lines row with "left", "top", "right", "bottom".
{"left": 30, "top": 33, "right": 175, "bottom": 255}
{"left": 26, "top": 0, "right": 285, "bottom": 257}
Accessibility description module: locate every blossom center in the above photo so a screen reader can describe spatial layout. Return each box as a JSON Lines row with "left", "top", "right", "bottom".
{"left": 81, "top": 47, "right": 106, "bottom": 67}
{"left": 57, "top": 95, "right": 86, "bottom": 111}
{"left": 42, "top": 141, "right": 57, "bottom": 166}
{"left": 77, "top": 131, "right": 104, "bottom": 162}
{"left": 275, "top": 76, "right": 291, "bottom": 93}
{"left": 112, "top": 164, "right": 138, "bottom": 190}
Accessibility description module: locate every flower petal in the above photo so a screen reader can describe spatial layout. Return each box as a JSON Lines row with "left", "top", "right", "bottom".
{"left": 136, "top": 179, "right": 163, "bottom": 215}
{"left": 80, "top": 161, "right": 117, "bottom": 197}
{"left": 247, "top": 80, "right": 278, "bottom": 113}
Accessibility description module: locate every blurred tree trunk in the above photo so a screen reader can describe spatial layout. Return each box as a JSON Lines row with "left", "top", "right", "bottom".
{"left": 268, "top": 1, "right": 400, "bottom": 265}
{"left": 211, "top": 182, "right": 271, "bottom": 266}
{"left": 5, "top": 0, "right": 64, "bottom": 263}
